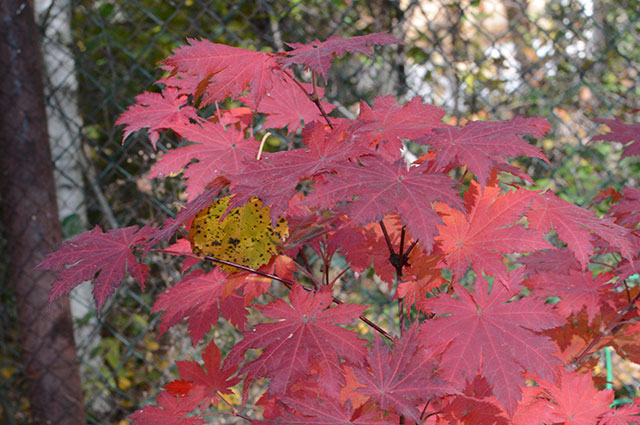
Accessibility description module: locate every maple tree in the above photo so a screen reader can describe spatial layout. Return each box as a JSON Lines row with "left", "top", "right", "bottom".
{"left": 36, "top": 32, "right": 640, "bottom": 424}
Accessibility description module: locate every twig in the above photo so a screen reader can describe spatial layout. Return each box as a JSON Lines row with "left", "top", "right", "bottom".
{"left": 300, "top": 248, "right": 313, "bottom": 273}
{"left": 203, "top": 255, "right": 394, "bottom": 341}
{"left": 329, "top": 266, "right": 350, "bottom": 287}
{"left": 589, "top": 260, "right": 615, "bottom": 269}
{"left": 283, "top": 70, "right": 334, "bottom": 129}
{"left": 154, "top": 249, "right": 395, "bottom": 342}
{"left": 623, "top": 280, "right": 632, "bottom": 303}
{"left": 217, "top": 392, "right": 251, "bottom": 421}
{"left": 320, "top": 247, "right": 329, "bottom": 286}
{"left": 455, "top": 167, "right": 469, "bottom": 189}
{"left": 294, "top": 259, "right": 322, "bottom": 290}
{"left": 325, "top": 251, "right": 334, "bottom": 286}
{"left": 310, "top": 72, "right": 335, "bottom": 129}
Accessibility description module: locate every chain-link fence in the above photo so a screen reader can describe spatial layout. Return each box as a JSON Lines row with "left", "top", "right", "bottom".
{"left": 1, "top": 0, "right": 638, "bottom": 423}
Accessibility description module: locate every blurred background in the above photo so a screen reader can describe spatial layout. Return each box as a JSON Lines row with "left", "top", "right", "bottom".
{"left": 1, "top": 0, "right": 638, "bottom": 423}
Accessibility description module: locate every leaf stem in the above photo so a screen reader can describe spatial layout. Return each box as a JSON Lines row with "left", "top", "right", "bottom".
{"left": 398, "top": 225, "right": 406, "bottom": 276}
{"left": 215, "top": 101, "right": 224, "bottom": 129}
{"left": 404, "top": 239, "right": 418, "bottom": 258}
{"left": 379, "top": 220, "right": 396, "bottom": 256}
{"left": 256, "top": 132, "right": 271, "bottom": 160}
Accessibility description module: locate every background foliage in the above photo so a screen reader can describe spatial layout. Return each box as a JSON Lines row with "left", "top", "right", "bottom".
{"left": 0, "top": 0, "right": 638, "bottom": 423}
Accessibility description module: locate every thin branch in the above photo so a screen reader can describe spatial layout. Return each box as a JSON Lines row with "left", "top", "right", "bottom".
{"left": 205, "top": 255, "right": 394, "bottom": 341}
{"left": 329, "top": 266, "right": 350, "bottom": 287}
{"left": 300, "top": 248, "right": 313, "bottom": 273}
{"left": 154, "top": 250, "right": 396, "bottom": 342}
{"left": 204, "top": 254, "right": 294, "bottom": 288}
{"left": 325, "top": 251, "right": 334, "bottom": 286}
{"left": 294, "top": 259, "right": 322, "bottom": 290}
{"left": 310, "top": 72, "right": 335, "bottom": 129}
{"left": 217, "top": 393, "right": 251, "bottom": 422}
{"left": 283, "top": 70, "right": 334, "bottom": 129}
{"left": 589, "top": 260, "right": 615, "bottom": 270}
{"left": 320, "top": 247, "right": 329, "bottom": 286}
{"left": 455, "top": 167, "right": 469, "bottom": 189}
{"left": 623, "top": 280, "right": 632, "bottom": 303}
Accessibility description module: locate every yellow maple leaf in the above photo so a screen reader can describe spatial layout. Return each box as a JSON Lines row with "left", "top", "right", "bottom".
{"left": 189, "top": 197, "right": 288, "bottom": 272}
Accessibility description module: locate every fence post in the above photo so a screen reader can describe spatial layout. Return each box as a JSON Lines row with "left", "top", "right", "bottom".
{"left": 0, "top": 1, "right": 86, "bottom": 424}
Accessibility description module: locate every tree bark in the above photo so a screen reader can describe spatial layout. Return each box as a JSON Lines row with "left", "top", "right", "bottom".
{"left": 0, "top": 1, "right": 86, "bottom": 424}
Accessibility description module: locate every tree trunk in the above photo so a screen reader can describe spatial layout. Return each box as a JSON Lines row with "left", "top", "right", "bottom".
{"left": 0, "top": 1, "right": 86, "bottom": 424}
{"left": 34, "top": 0, "right": 104, "bottom": 378}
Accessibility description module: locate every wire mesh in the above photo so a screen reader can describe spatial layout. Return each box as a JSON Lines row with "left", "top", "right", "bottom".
{"left": 1, "top": 0, "right": 638, "bottom": 423}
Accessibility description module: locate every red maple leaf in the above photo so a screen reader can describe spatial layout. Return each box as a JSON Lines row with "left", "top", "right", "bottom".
{"left": 149, "top": 121, "right": 258, "bottom": 201}
{"left": 36, "top": 225, "right": 151, "bottom": 311}
{"left": 394, "top": 251, "right": 445, "bottom": 313}
{"left": 438, "top": 376, "right": 509, "bottom": 425}
{"left": 116, "top": 88, "right": 202, "bottom": 148}
{"left": 174, "top": 339, "right": 240, "bottom": 407}
{"left": 527, "top": 190, "right": 633, "bottom": 267}
{"left": 281, "top": 33, "right": 402, "bottom": 78}
{"left": 420, "top": 271, "right": 563, "bottom": 414}
{"left": 609, "top": 187, "right": 640, "bottom": 227}
{"left": 417, "top": 116, "right": 550, "bottom": 186}
{"left": 524, "top": 269, "right": 613, "bottom": 323}
{"left": 256, "top": 395, "right": 387, "bottom": 424}
{"left": 163, "top": 38, "right": 279, "bottom": 106}
{"left": 537, "top": 370, "right": 613, "bottom": 425}
{"left": 228, "top": 284, "right": 367, "bottom": 396}
{"left": 518, "top": 248, "right": 581, "bottom": 275}
{"left": 592, "top": 117, "right": 640, "bottom": 158}
{"left": 152, "top": 269, "right": 247, "bottom": 345}
{"left": 353, "top": 325, "right": 453, "bottom": 421}
{"left": 257, "top": 77, "right": 336, "bottom": 134}
{"left": 624, "top": 300, "right": 640, "bottom": 337}
{"left": 163, "top": 380, "right": 193, "bottom": 397}
{"left": 511, "top": 385, "right": 563, "bottom": 425}
{"left": 129, "top": 391, "right": 205, "bottom": 425}
{"left": 229, "top": 122, "right": 369, "bottom": 220}
{"left": 598, "top": 400, "right": 640, "bottom": 425}
{"left": 435, "top": 180, "right": 553, "bottom": 280}
{"left": 327, "top": 215, "right": 427, "bottom": 286}
{"left": 349, "top": 95, "right": 446, "bottom": 160}
{"left": 306, "top": 155, "right": 462, "bottom": 250}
